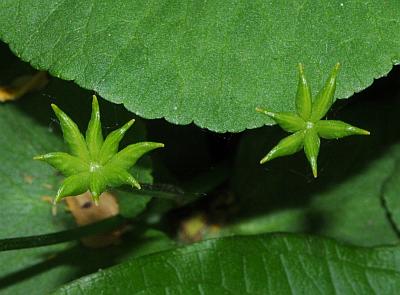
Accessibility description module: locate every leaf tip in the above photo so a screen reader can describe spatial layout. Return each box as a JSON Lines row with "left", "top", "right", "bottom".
{"left": 54, "top": 192, "right": 63, "bottom": 204}
{"left": 331, "top": 63, "right": 341, "bottom": 77}
{"left": 361, "top": 129, "right": 370, "bottom": 136}
{"left": 91, "top": 191, "right": 101, "bottom": 204}
{"left": 309, "top": 158, "right": 318, "bottom": 178}
{"left": 255, "top": 107, "right": 264, "bottom": 113}
{"left": 91, "top": 95, "right": 99, "bottom": 111}
{"left": 312, "top": 167, "right": 318, "bottom": 178}
{"left": 147, "top": 142, "right": 165, "bottom": 149}
{"left": 51, "top": 103, "right": 60, "bottom": 112}
{"left": 348, "top": 126, "right": 370, "bottom": 136}
{"left": 298, "top": 63, "right": 304, "bottom": 73}
{"left": 260, "top": 153, "right": 272, "bottom": 164}
{"left": 255, "top": 107, "right": 275, "bottom": 118}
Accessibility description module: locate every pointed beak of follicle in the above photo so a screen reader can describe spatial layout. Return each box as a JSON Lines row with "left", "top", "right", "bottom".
{"left": 255, "top": 107, "right": 265, "bottom": 114}
{"left": 255, "top": 107, "right": 273, "bottom": 117}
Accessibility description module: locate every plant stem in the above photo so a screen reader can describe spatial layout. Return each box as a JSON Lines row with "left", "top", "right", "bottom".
{"left": 120, "top": 183, "right": 203, "bottom": 204}
{"left": 0, "top": 215, "right": 124, "bottom": 252}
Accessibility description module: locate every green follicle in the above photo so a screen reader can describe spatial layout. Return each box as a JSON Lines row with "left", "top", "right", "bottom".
{"left": 257, "top": 63, "right": 369, "bottom": 178}
{"left": 259, "top": 130, "right": 305, "bottom": 164}
{"left": 35, "top": 95, "right": 164, "bottom": 203}
{"left": 256, "top": 107, "right": 306, "bottom": 132}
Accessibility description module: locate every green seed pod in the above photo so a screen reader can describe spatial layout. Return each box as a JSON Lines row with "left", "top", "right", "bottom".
{"left": 51, "top": 104, "right": 89, "bottom": 161}
{"left": 89, "top": 171, "right": 107, "bottom": 202}
{"left": 295, "top": 63, "right": 312, "bottom": 120}
{"left": 316, "top": 120, "right": 370, "bottom": 139}
{"left": 55, "top": 172, "right": 90, "bottom": 203}
{"left": 257, "top": 63, "right": 369, "bottom": 178}
{"left": 260, "top": 131, "right": 305, "bottom": 164}
{"left": 85, "top": 95, "right": 104, "bottom": 158}
{"left": 256, "top": 108, "right": 305, "bottom": 132}
{"left": 310, "top": 63, "right": 340, "bottom": 122}
{"left": 107, "top": 142, "right": 165, "bottom": 171}
{"left": 35, "top": 96, "right": 164, "bottom": 203}
{"left": 98, "top": 119, "right": 135, "bottom": 164}
{"left": 304, "top": 128, "right": 320, "bottom": 178}
{"left": 34, "top": 152, "right": 88, "bottom": 175}
{"left": 104, "top": 166, "right": 141, "bottom": 189}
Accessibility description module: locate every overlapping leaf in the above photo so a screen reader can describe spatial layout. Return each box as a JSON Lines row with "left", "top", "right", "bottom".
{"left": 0, "top": 1, "right": 399, "bottom": 131}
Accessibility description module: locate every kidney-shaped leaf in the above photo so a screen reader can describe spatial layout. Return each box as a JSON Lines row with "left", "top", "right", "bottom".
{"left": 1, "top": 1, "right": 399, "bottom": 132}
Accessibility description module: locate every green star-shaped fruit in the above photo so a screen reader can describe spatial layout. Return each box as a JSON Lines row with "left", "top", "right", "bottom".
{"left": 256, "top": 63, "right": 369, "bottom": 178}
{"left": 35, "top": 95, "right": 164, "bottom": 203}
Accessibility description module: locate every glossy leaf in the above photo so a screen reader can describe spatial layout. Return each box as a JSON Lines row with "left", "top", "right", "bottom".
{"left": 0, "top": 1, "right": 400, "bottom": 132}
{"left": 54, "top": 234, "right": 400, "bottom": 295}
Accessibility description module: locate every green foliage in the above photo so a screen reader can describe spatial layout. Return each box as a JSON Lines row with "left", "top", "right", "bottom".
{"left": 0, "top": 49, "right": 161, "bottom": 294}
{"left": 257, "top": 64, "right": 369, "bottom": 177}
{"left": 35, "top": 96, "right": 164, "bottom": 202}
{"left": 382, "top": 162, "right": 400, "bottom": 233}
{"left": 0, "top": 1, "right": 400, "bottom": 132}
{"left": 1, "top": 0, "right": 400, "bottom": 293}
{"left": 231, "top": 95, "right": 400, "bottom": 246}
{"left": 54, "top": 234, "right": 400, "bottom": 294}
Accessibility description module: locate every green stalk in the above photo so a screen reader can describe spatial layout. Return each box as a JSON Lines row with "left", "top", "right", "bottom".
{"left": 0, "top": 215, "right": 124, "bottom": 252}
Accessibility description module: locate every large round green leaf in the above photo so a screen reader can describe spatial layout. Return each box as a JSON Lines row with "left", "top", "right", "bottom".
{"left": 0, "top": 1, "right": 399, "bottom": 132}
{"left": 54, "top": 234, "right": 400, "bottom": 294}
